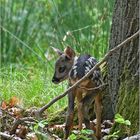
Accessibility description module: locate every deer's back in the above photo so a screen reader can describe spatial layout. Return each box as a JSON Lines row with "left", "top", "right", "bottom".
{"left": 69, "top": 55, "right": 102, "bottom": 87}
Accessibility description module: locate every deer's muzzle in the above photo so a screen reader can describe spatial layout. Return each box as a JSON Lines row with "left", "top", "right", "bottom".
{"left": 52, "top": 76, "right": 60, "bottom": 84}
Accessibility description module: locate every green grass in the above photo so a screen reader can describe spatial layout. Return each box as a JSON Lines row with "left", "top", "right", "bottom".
{"left": 0, "top": 63, "right": 67, "bottom": 113}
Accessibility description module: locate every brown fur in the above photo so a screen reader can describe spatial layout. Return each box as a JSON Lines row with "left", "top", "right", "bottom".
{"left": 69, "top": 78, "right": 102, "bottom": 139}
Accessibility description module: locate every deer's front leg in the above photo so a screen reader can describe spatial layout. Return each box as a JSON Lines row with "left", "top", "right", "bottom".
{"left": 94, "top": 94, "right": 102, "bottom": 140}
{"left": 76, "top": 89, "right": 83, "bottom": 130}
{"left": 64, "top": 90, "right": 75, "bottom": 139}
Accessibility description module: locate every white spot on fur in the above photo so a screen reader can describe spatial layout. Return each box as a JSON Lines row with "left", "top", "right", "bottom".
{"left": 73, "top": 69, "right": 77, "bottom": 78}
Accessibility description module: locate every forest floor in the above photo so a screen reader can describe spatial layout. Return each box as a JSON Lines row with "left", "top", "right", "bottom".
{"left": 0, "top": 96, "right": 114, "bottom": 140}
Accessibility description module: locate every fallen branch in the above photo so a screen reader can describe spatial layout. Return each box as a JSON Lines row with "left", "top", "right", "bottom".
{"left": 0, "top": 132, "right": 21, "bottom": 140}
{"left": 10, "top": 117, "right": 36, "bottom": 134}
{"left": 35, "top": 30, "right": 139, "bottom": 118}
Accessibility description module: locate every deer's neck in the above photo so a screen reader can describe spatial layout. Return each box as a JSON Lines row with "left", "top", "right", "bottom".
{"left": 73, "top": 56, "right": 78, "bottom": 66}
{"left": 68, "top": 56, "right": 78, "bottom": 79}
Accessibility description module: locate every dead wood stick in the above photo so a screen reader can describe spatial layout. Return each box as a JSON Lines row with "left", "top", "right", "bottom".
{"left": 78, "top": 83, "right": 108, "bottom": 91}
{"left": 10, "top": 117, "right": 36, "bottom": 134}
{"left": 36, "top": 30, "right": 139, "bottom": 117}
{"left": 0, "top": 132, "right": 21, "bottom": 140}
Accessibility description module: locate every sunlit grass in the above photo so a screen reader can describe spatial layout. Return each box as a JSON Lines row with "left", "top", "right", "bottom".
{"left": 0, "top": 63, "right": 67, "bottom": 113}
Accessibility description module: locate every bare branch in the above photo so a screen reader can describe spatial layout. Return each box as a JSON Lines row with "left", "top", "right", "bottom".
{"left": 0, "top": 132, "right": 21, "bottom": 140}
{"left": 10, "top": 117, "right": 36, "bottom": 134}
{"left": 35, "top": 30, "right": 140, "bottom": 117}
{"left": 78, "top": 83, "right": 108, "bottom": 91}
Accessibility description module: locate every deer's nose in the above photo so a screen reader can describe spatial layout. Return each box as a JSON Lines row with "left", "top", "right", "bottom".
{"left": 52, "top": 76, "right": 60, "bottom": 83}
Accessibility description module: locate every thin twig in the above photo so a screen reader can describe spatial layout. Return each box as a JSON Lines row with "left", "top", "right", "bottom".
{"left": 10, "top": 117, "right": 36, "bottom": 134}
{"left": 35, "top": 30, "right": 139, "bottom": 117}
{"left": 0, "top": 132, "right": 21, "bottom": 140}
{"left": 78, "top": 83, "right": 108, "bottom": 91}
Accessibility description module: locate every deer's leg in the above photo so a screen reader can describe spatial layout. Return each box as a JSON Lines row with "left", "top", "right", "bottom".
{"left": 82, "top": 92, "right": 94, "bottom": 129}
{"left": 94, "top": 94, "right": 102, "bottom": 140}
{"left": 64, "top": 91, "right": 75, "bottom": 139}
{"left": 76, "top": 90, "right": 83, "bottom": 130}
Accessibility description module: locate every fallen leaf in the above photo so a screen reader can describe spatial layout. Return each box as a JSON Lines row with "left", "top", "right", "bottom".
{"left": 9, "top": 96, "right": 20, "bottom": 107}
{"left": 8, "top": 107, "right": 22, "bottom": 118}
{"left": 1, "top": 101, "right": 7, "bottom": 109}
{"left": 16, "top": 125, "right": 28, "bottom": 139}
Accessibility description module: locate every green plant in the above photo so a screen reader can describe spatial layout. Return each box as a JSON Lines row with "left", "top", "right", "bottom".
{"left": 115, "top": 113, "right": 131, "bottom": 137}
{"left": 29, "top": 119, "right": 49, "bottom": 140}
{"left": 103, "top": 130, "right": 120, "bottom": 139}
{"left": 105, "top": 114, "right": 131, "bottom": 140}
{"left": 69, "top": 129, "right": 95, "bottom": 140}
{"left": 32, "top": 120, "right": 48, "bottom": 132}
{"left": 115, "top": 113, "right": 131, "bottom": 126}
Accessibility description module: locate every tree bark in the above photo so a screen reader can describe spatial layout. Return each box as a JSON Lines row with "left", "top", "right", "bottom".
{"left": 107, "top": 0, "right": 139, "bottom": 137}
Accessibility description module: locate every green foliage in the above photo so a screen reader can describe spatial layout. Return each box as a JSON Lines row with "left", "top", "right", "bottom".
{"left": 81, "top": 129, "right": 94, "bottom": 135}
{"left": 28, "top": 119, "right": 50, "bottom": 140}
{"left": 69, "top": 133, "right": 77, "bottom": 140}
{"left": 115, "top": 113, "right": 131, "bottom": 126}
{"left": 0, "top": 63, "right": 67, "bottom": 113}
{"left": 31, "top": 120, "right": 48, "bottom": 132}
{"left": 1, "top": 0, "right": 114, "bottom": 65}
{"left": 69, "top": 129, "right": 96, "bottom": 140}
{"left": 104, "top": 130, "right": 120, "bottom": 139}
{"left": 107, "top": 114, "right": 131, "bottom": 140}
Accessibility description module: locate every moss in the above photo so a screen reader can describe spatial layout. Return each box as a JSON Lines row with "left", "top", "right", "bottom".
{"left": 110, "top": 76, "right": 138, "bottom": 138}
{"left": 48, "top": 106, "right": 67, "bottom": 125}
{"left": 48, "top": 105, "right": 79, "bottom": 125}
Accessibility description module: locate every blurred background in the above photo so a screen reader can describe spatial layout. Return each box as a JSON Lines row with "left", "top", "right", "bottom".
{"left": 0, "top": 0, "right": 114, "bottom": 112}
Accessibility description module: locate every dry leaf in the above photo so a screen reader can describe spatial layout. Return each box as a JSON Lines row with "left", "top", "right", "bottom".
{"left": 9, "top": 96, "right": 20, "bottom": 107}
{"left": 16, "top": 125, "right": 28, "bottom": 139}
{"left": 8, "top": 107, "right": 22, "bottom": 118}
{"left": 1, "top": 101, "right": 7, "bottom": 109}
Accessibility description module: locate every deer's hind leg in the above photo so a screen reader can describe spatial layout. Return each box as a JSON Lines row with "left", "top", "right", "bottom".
{"left": 94, "top": 94, "right": 102, "bottom": 139}
{"left": 82, "top": 92, "right": 94, "bottom": 129}
{"left": 82, "top": 91, "right": 102, "bottom": 140}
{"left": 76, "top": 89, "right": 83, "bottom": 130}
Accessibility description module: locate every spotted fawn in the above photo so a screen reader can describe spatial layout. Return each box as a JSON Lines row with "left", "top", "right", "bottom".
{"left": 52, "top": 46, "right": 103, "bottom": 139}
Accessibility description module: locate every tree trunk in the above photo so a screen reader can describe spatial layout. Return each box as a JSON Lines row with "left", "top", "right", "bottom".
{"left": 107, "top": 0, "right": 139, "bottom": 137}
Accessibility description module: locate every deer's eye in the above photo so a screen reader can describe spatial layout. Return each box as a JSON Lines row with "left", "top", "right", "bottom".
{"left": 59, "top": 66, "right": 66, "bottom": 73}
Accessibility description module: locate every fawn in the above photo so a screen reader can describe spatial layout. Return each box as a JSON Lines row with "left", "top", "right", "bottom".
{"left": 52, "top": 46, "right": 102, "bottom": 139}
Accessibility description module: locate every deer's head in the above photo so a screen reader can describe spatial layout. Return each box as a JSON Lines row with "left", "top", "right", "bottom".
{"left": 52, "top": 46, "right": 75, "bottom": 84}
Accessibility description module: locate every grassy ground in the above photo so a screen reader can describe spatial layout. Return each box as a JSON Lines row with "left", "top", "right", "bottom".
{"left": 0, "top": 62, "right": 67, "bottom": 113}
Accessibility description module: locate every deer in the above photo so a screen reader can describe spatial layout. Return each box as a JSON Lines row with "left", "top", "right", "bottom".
{"left": 52, "top": 46, "right": 103, "bottom": 140}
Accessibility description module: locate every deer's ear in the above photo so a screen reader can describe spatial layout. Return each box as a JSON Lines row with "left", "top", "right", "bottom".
{"left": 51, "top": 47, "right": 63, "bottom": 56}
{"left": 64, "top": 46, "right": 75, "bottom": 59}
